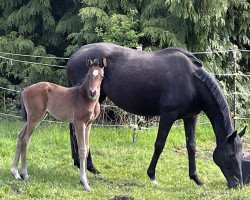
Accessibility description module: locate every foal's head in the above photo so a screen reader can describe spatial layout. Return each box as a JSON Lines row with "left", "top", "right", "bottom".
{"left": 86, "top": 57, "right": 106, "bottom": 100}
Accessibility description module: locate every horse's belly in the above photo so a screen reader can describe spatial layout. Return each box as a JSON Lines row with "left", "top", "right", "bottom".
{"left": 107, "top": 95, "right": 160, "bottom": 116}
{"left": 104, "top": 81, "right": 161, "bottom": 116}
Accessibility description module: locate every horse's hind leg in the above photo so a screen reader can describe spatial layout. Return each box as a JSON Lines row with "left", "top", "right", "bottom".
{"left": 184, "top": 116, "right": 203, "bottom": 185}
{"left": 11, "top": 125, "right": 28, "bottom": 179}
{"left": 69, "top": 123, "right": 80, "bottom": 168}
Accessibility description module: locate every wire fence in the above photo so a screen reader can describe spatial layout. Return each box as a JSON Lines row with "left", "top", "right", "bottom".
{"left": 0, "top": 48, "right": 249, "bottom": 135}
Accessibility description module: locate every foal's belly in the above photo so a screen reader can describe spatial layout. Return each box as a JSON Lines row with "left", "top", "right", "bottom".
{"left": 46, "top": 105, "right": 74, "bottom": 123}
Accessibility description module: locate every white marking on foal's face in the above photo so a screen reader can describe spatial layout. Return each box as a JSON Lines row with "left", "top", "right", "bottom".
{"left": 93, "top": 70, "right": 99, "bottom": 77}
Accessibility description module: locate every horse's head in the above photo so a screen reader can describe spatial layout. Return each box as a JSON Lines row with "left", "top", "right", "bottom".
{"left": 213, "top": 126, "right": 247, "bottom": 188}
{"left": 86, "top": 57, "right": 106, "bottom": 100}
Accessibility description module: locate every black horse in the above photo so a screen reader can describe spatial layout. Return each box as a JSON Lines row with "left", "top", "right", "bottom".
{"left": 67, "top": 42, "right": 246, "bottom": 188}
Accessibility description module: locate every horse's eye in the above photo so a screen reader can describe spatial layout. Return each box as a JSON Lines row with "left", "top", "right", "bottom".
{"left": 229, "top": 154, "right": 235, "bottom": 158}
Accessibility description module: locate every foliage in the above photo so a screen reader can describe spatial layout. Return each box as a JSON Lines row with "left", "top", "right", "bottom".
{"left": 95, "top": 9, "right": 142, "bottom": 48}
{"left": 0, "top": 0, "right": 249, "bottom": 116}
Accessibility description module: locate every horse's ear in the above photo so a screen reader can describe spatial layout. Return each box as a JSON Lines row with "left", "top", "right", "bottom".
{"left": 239, "top": 125, "right": 247, "bottom": 138}
{"left": 86, "top": 58, "right": 93, "bottom": 67}
{"left": 101, "top": 57, "right": 107, "bottom": 68}
{"left": 226, "top": 130, "right": 237, "bottom": 143}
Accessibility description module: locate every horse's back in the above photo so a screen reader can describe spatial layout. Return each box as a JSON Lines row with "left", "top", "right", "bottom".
{"left": 67, "top": 43, "right": 203, "bottom": 116}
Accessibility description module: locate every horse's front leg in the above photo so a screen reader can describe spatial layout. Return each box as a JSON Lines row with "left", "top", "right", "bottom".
{"left": 74, "top": 122, "right": 90, "bottom": 191}
{"left": 184, "top": 116, "right": 203, "bottom": 185}
{"left": 147, "top": 111, "right": 177, "bottom": 185}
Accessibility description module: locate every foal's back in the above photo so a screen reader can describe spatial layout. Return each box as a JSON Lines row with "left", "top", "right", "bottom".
{"left": 22, "top": 82, "right": 79, "bottom": 123}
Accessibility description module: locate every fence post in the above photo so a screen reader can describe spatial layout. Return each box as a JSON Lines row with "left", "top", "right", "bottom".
{"left": 3, "top": 91, "right": 6, "bottom": 112}
{"left": 232, "top": 46, "right": 238, "bottom": 129}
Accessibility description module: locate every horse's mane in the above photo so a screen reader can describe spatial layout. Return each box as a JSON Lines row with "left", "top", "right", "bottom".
{"left": 194, "top": 68, "right": 232, "bottom": 132}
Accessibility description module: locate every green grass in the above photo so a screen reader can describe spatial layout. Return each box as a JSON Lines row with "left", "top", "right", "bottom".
{"left": 0, "top": 118, "right": 250, "bottom": 200}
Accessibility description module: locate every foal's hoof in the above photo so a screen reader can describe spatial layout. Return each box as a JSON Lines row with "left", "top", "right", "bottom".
{"left": 84, "top": 185, "right": 91, "bottom": 192}
{"left": 80, "top": 181, "right": 91, "bottom": 192}
{"left": 20, "top": 173, "right": 30, "bottom": 181}
{"left": 10, "top": 169, "right": 22, "bottom": 180}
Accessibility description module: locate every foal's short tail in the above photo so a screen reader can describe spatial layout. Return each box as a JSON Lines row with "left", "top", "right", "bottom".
{"left": 20, "top": 94, "right": 27, "bottom": 121}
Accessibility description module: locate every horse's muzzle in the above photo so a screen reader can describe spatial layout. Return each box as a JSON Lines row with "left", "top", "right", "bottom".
{"left": 227, "top": 179, "right": 243, "bottom": 189}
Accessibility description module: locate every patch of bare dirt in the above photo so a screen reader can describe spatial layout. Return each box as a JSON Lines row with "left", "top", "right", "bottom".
{"left": 110, "top": 195, "right": 135, "bottom": 200}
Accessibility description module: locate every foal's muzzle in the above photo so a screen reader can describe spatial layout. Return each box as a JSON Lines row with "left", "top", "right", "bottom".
{"left": 88, "top": 90, "right": 97, "bottom": 100}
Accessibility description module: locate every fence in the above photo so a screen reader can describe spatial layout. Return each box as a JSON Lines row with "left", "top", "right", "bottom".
{"left": 0, "top": 47, "right": 249, "bottom": 142}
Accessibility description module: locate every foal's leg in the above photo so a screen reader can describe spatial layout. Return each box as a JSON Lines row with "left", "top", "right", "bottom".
{"left": 19, "top": 121, "right": 38, "bottom": 180}
{"left": 85, "top": 123, "right": 100, "bottom": 174}
{"left": 70, "top": 123, "right": 99, "bottom": 174}
{"left": 74, "top": 122, "right": 90, "bottom": 191}
{"left": 11, "top": 125, "right": 28, "bottom": 179}
{"left": 147, "top": 112, "right": 177, "bottom": 184}
{"left": 184, "top": 116, "right": 203, "bottom": 185}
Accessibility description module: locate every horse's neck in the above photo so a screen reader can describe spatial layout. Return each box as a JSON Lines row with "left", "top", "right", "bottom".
{"left": 205, "top": 108, "right": 234, "bottom": 145}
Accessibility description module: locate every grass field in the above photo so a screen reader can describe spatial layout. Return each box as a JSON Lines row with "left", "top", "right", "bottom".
{"left": 0, "top": 118, "right": 250, "bottom": 200}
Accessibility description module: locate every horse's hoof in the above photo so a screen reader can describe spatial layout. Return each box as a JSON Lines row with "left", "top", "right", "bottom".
{"left": 195, "top": 179, "right": 204, "bottom": 186}
{"left": 191, "top": 176, "right": 204, "bottom": 185}
{"left": 150, "top": 179, "right": 158, "bottom": 185}
{"left": 87, "top": 167, "right": 101, "bottom": 175}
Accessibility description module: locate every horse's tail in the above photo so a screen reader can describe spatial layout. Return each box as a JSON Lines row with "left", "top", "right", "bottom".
{"left": 20, "top": 93, "right": 27, "bottom": 121}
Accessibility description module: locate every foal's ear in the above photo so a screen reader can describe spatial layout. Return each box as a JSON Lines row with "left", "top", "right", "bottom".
{"left": 86, "top": 57, "right": 93, "bottom": 67}
{"left": 101, "top": 57, "right": 107, "bottom": 68}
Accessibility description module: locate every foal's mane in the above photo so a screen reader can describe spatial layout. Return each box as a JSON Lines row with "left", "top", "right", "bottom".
{"left": 75, "top": 76, "right": 88, "bottom": 87}
{"left": 194, "top": 68, "right": 232, "bottom": 133}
